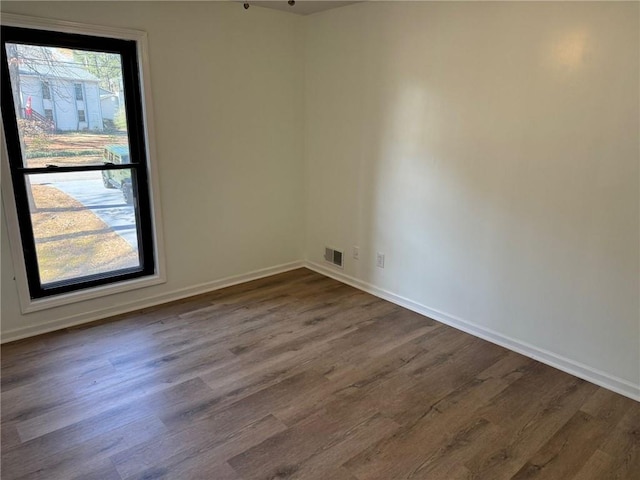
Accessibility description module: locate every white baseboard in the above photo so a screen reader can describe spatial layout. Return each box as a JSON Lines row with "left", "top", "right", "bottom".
{"left": 305, "top": 261, "right": 640, "bottom": 402}
{"left": 4, "top": 259, "right": 638, "bottom": 402}
{"left": 1, "top": 261, "right": 304, "bottom": 344}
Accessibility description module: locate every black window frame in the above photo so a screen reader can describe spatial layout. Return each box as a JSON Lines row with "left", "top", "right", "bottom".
{"left": 1, "top": 25, "right": 156, "bottom": 300}
{"left": 77, "top": 109, "right": 86, "bottom": 122}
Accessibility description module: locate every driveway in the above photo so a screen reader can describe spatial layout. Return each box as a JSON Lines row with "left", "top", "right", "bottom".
{"left": 30, "top": 171, "right": 139, "bottom": 250}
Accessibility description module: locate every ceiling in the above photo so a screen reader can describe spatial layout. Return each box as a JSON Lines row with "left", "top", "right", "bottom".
{"left": 245, "top": 1, "right": 360, "bottom": 16}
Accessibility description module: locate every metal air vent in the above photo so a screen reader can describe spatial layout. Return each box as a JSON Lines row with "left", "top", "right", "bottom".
{"left": 324, "top": 247, "right": 343, "bottom": 268}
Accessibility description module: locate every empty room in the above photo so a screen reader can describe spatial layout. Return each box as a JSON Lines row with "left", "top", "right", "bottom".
{"left": 0, "top": 1, "right": 638, "bottom": 479}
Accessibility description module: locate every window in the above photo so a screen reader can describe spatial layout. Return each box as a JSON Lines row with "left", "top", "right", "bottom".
{"left": 1, "top": 19, "right": 163, "bottom": 308}
{"left": 74, "top": 82, "right": 83, "bottom": 100}
{"left": 42, "top": 81, "right": 51, "bottom": 99}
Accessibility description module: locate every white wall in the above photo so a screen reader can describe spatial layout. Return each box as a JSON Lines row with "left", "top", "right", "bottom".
{"left": 304, "top": 2, "right": 639, "bottom": 394}
{"left": 101, "top": 95, "right": 116, "bottom": 122}
{"left": 1, "top": 2, "right": 305, "bottom": 338}
{"left": 84, "top": 81, "right": 101, "bottom": 130}
{"left": 50, "top": 80, "right": 76, "bottom": 131}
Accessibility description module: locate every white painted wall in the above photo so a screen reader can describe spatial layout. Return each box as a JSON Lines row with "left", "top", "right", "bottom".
{"left": 50, "top": 80, "right": 76, "bottom": 131}
{"left": 304, "top": 2, "right": 639, "bottom": 393}
{"left": 84, "top": 81, "right": 101, "bottom": 130}
{"left": 1, "top": 2, "right": 305, "bottom": 337}
{"left": 101, "top": 95, "right": 117, "bottom": 122}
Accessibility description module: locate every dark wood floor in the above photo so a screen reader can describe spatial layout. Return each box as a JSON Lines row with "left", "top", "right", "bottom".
{"left": 1, "top": 268, "right": 638, "bottom": 480}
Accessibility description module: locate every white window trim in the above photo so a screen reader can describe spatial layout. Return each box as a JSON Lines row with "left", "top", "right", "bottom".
{"left": 1, "top": 14, "right": 167, "bottom": 313}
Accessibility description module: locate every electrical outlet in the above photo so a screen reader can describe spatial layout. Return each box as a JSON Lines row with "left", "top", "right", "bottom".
{"left": 353, "top": 246, "right": 359, "bottom": 260}
{"left": 376, "top": 252, "right": 385, "bottom": 268}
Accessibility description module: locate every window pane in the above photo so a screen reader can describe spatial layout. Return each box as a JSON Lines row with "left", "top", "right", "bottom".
{"left": 5, "top": 43, "right": 128, "bottom": 168}
{"left": 27, "top": 170, "right": 141, "bottom": 286}
{"left": 74, "top": 83, "right": 83, "bottom": 100}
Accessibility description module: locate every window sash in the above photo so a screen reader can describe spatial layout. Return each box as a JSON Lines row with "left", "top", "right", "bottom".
{"left": 1, "top": 25, "right": 157, "bottom": 300}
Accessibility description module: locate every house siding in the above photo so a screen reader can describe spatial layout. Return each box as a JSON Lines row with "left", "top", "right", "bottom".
{"left": 84, "top": 82, "right": 101, "bottom": 130}
{"left": 19, "top": 75, "right": 103, "bottom": 131}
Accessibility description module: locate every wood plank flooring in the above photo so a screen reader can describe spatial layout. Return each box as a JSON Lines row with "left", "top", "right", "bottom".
{"left": 1, "top": 268, "right": 638, "bottom": 479}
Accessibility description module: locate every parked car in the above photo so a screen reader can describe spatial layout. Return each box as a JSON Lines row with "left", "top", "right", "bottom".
{"left": 102, "top": 145, "right": 133, "bottom": 204}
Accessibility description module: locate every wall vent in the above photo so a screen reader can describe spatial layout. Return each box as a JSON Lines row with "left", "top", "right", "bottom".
{"left": 324, "top": 247, "right": 344, "bottom": 268}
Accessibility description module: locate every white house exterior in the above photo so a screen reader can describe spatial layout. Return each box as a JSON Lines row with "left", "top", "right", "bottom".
{"left": 18, "top": 62, "right": 105, "bottom": 131}
{"left": 99, "top": 87, "right": 119, "bottom": 122}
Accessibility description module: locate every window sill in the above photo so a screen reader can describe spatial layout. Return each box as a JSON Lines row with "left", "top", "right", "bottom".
{"left": 21, "top": 272, "right": 166, "bottom": 314}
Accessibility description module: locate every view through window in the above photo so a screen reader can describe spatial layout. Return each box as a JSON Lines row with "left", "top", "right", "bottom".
{"left": 2, "top": 27, "right": 156, "bottom": 299}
